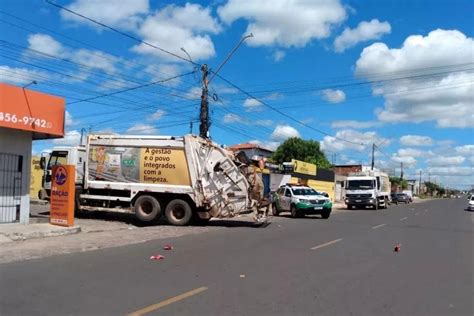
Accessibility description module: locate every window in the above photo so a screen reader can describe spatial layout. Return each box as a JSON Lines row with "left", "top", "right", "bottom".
{"left": 47, "top": 151, "right": 68, "bottom": 170}
{"left": 285, "top": 188, "right": 292, "bottom": 197}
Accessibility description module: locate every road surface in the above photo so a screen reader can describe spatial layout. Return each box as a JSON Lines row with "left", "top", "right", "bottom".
{"left": 1, "top": 198, "right": 472, "bottom": 315}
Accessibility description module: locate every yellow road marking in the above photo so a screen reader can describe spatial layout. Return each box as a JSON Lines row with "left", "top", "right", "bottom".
{"left": 311, "top": 238, "right": 343, "bottom": 250}
{"left": 128, "top": 287, "right": 208, "bottom": 316}
{"left": 400, "top": 217, "right": 408, "bottom": 221}
{"left": 371, "top": 223, "right": 387, "bottom": 229}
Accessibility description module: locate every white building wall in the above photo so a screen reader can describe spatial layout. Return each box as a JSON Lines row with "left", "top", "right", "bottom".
{"left": 0, "top": 127, "right": 32, "bottom": 224}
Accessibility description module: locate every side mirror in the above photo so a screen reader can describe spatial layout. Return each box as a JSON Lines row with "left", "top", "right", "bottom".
{"left": 40, "top": 157, "right": 46, "bottom": 170}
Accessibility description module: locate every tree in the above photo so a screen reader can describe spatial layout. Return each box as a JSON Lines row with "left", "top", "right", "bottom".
{"left": 272, "top": 137, "right": 331, "bottom": 169}
{"left": 389, "top": 177, "right": 408, "bottom": 190}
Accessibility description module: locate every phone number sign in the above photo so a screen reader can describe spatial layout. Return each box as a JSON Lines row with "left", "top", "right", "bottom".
{"left": 50, "top": 165, "right": 75, "bottom": 227}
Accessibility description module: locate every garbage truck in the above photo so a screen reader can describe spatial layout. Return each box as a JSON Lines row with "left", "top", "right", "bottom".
{"left": 40, "top": 134, "right": 268, "bottom": 225}
{"left": 344, "top": 169, "right": 391, "bottom": 210}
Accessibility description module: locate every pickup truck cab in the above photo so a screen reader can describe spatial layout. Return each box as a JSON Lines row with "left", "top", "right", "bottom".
{"left": 272, "top": 184, "right": 332, "bottom": 219}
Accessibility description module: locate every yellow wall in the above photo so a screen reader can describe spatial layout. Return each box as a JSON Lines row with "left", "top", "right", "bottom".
{"left": 288, "top": 177, "right": 335, "bottom": 201}
{"left": 30, "top": 156, "right": 43, "bottom": 198}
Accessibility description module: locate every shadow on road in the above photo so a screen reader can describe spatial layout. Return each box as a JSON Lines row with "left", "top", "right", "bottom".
{"left": 205, "top": 219, "right": 271, "bottom": 228}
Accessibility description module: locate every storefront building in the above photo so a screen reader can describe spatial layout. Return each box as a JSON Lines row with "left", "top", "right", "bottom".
{"left": 0, "top": 82, "right": 64, "bottom": 224}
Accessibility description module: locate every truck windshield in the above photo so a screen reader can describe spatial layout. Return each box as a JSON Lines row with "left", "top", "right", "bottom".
{"left": 47, "top": 151, "right": 68, "bottom": 170}
{"left": 347, "top": 180, "right": 374, "bottom": 190}
{"left": 292, "top": 188, "right": 318, "bottom": 196}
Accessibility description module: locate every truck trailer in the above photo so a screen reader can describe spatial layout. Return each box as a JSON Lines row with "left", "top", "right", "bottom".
{"left": 40, "top": 134, "right": 268, "bottom": 225}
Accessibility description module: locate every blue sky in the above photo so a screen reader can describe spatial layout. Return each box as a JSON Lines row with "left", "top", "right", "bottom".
{"left": 0, "top": 0, "right": 473, "bottom": 189}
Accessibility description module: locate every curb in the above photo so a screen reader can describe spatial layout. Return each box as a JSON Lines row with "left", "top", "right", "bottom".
{"left": 1, "top": 226, "right": 81, "bottom": 242}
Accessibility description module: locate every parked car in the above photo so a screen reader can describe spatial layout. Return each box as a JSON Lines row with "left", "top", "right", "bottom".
{"left": 272, "top": 184, "right": 332, "bottom": 219}
{"left": 391, "top": 192, "right": 411, "bottom": 204}
{"left": 467, "top": 195, "right": 474, "bottom": 211}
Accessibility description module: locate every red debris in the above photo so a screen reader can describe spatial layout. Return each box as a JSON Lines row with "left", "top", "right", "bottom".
{"left": 150, "top": 255, "right": 165, "bottom": 260}
{"left": 163, "top": 244, "right": 173, "bottom": 250}
{"left": 394, "top": 244, "right": 401, "bottom": 252}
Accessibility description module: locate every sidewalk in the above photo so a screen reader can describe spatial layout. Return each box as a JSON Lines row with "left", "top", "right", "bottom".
{"left": 0, "top": 223, "right": 81, "bottom": 243}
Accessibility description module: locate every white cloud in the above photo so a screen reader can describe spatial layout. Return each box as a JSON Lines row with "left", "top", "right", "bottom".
{"left": 126, "top": 123, "right": 158, "bottom": 134}
{"left": 355, "top": 29, "right": 474, "bottom": 128}
{"left": 249, "top": 139, "right": 279, "bottom": 151}
{"left": 27, "top": 33, "right": 120, "bottom": 75}
{"left": 27, "top": 34, "right": 64, "bottom": 57}
{"left": 61, "top": 0, "right": 149, "bottom": 30}
{"left": 273, "top": 50, "right": 286, "bottom": 62}
{"left": 427, "top": 156, "right": 466, "bottom": 166}
{"left": 331, "top": 120, "right": 380, "bottom": 129}
{"left": 145, "top": 64, "right": 183, "bottom": 86}
{"left": 243, "top": 98, "right": 263, "bottom": 110}
{"left": 53, "top": 130, "right": 81, "bottom": 146}
{"left": 455, "top": 144, "right": 474, "bottom": 156}
{"left": 427, "top": 166, "right": 474, "bottom": 176}
{"left": 397, "top": 148, "right": 429, "bottom": 158}
{"left": 399, "top": 135, "right": 433, "bottom": 146}
{"left": 255, "top": 119, "right": 273, "bottom": 127}
{"left": 321, "top": 89, "right": 346, "bottom": 103}
{"left": 334, "top": 19, "right": 391, "bottom": 52}
{"left": 271, "top": 125, "right": 300, "bottom": 141}
{"left": 391, "top": 155, "right": 417, "bottom": 167}
{"left": 321, "top": 129, "right": 389, "bottom": 153}
{"left": 223, "top": 113, "right": 244, "bottom": 123}
{"left": 0, "top": 65, "right": 46, "bottom": 85}
{"left": 133, "top": 3, "right": 221, "bottom": 61}
{"left": 185, "top": 86, "right": 202, "bottom": 99}
{"left": 218, "top": 0, "right": 347, "bottom": 48}
{"left": 149, "top": 109, "right": 166, "bottom": 121}
{"left": 65, "top": 111, "right": 75, "bottom": 127}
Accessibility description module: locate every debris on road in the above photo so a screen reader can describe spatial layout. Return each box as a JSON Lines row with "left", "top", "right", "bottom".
{"left": 394, "top": 244, "right": 401, "bottom": 252}
{"left": 150, "top": 254, "right": 165, "bottom": 260}
{"left": 163, "top": 244, "right": 173, "bottom": 250}
{"left": 240, "top": 274, "right": 246, "bottom": 278}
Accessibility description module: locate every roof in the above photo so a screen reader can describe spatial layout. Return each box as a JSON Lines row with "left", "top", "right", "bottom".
{"left": 227, "top": 143, "right": 274, "bottom": 153}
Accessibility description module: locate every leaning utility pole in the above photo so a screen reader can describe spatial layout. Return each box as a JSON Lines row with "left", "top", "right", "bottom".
{"left": 371, "top": 143, "right": 375, "bottom": 170}
{"left": 199, "top": 64, "right": 209, "bottom": 138}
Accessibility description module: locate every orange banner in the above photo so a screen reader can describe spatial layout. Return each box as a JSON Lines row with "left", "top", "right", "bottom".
{"left": 50, "top": 165, "right": 75, "bottom": 227}
{"left": 0, "top": 83, "right": 64, "bottom": 138}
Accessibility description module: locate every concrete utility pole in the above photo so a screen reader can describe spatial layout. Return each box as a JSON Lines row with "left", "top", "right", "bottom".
{"left": 371, "top": 143, "right": 375, "bottom": 170}
{"left": 199, "top": 64, "right": 209, "bottom": 138}
{"left": 189, "top": 121, "right": 193, "bottom": 134}
{"left": 419, "top": 170, "right": 422, "bottom": 195}
{"left": 400, "top": 162, "right": 404, "bottom": 180}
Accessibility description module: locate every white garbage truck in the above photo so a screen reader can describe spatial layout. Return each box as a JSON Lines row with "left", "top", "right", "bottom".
{"left": 344, "top": 169, "right": 391, "bottom": 210}
{"left": 40, "top": 134, "right": 267, "bottom": 225}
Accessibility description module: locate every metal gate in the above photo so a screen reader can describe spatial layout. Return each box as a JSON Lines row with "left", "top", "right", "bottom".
{"left": 0, "top": 153, "right": 23, "bottom": 223}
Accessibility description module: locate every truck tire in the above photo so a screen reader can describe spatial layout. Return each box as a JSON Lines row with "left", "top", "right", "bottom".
{"left": 165, "top": 199, "right": 192, "bottom": 226}
{"left": 134, "top": 195, "right": 162, "bottom": 222}
{"left": 74, "top": 186, "right": 82, "bottom": 216}
{"left": 347, "top": 204, "right": 352, "bottom": 210}
{"left": 374, "top": 201, "right": 379, "bottom": 210}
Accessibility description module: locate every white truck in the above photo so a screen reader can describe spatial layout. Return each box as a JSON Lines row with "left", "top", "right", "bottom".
{"left": 344, "top": 170, "right": 391, "bottom": 210}
{"left": 40, "top": 134, "right": 267, "bottom": 225}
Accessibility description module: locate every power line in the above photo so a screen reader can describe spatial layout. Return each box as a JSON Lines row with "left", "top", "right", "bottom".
{"left": 45, "top": 0, "right": 196, "bottom": 65}
{"left": 211, "top": 72, "right": 364, "bottom": 146}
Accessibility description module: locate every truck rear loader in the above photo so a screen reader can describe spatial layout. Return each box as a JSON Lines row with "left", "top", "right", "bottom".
{"left": 40, "top": 134, "right": 268, "bottom": 225}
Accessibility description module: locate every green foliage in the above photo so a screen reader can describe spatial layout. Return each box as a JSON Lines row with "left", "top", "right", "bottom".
{"left": 272, "top": 137, "right": 331, "bottom": 169}
{"left": 389, "top": 177, "right": 408, "bottom": 190}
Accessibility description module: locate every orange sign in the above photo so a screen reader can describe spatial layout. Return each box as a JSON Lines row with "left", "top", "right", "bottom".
{"left": 50, "top": 165, "right": 75, "bottom": 227}
{"left": 0, "top": 82, "right": 65, "bottom": 139}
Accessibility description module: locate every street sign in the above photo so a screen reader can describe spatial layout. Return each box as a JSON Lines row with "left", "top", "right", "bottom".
{"left": 50, "top": 165, "right": 75, "bottom": 227}
{"left": 291, "top": 159, "right": 317, "bottom": 176}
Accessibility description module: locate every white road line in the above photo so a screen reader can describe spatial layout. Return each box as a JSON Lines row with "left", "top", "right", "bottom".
{"left": 371, "top": 223, "right": 387, "bottom": 229}
{"left": 310, "top": 238, "right": 343, "bottom": 250}
{"left": 400, "top": 217, "right": 408, "bottom": 221}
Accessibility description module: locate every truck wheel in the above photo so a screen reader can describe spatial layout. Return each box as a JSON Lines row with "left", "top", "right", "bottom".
{"left": 347, "top": 204, "right": 352, "bottom": 210}
{"left": 165, "top": 199, "right": 192, "bottom": 226}
{"left": 321, "top": 210, "right": 331, "bottom": 219}
{"left": 374, "top": 202, "right": 379, "bottom": 210}
{"left": 134, "top": 195, "right": 162, "bottom": 222}
{"left": 272, "top": 203, "right": 280, "bottom": 216}
{"left": 74, "top": 186, "right": 82, "bottom": 216}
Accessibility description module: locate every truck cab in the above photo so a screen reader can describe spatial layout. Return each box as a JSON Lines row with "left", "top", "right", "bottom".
{"left": 39, "top": 146, "right": 86, "bottom": 199}
{"left": 344, "top": 174, "right": 389, "bottom": 210}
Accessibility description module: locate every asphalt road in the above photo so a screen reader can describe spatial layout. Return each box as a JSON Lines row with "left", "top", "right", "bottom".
{"left": 1, "top": 198, "right": 472, "bottom": 316}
